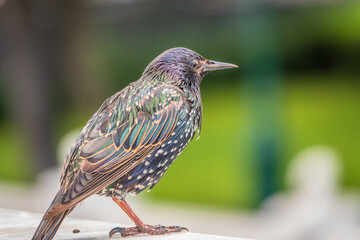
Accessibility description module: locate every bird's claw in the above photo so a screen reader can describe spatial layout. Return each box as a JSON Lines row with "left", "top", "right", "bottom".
{"left": 109, "top": 226, "right": 140, "bottom": 238}
{"left": 109, "top": 224, "right": 188, "bottom": 238}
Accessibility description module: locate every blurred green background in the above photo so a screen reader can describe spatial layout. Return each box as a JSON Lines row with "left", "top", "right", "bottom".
{"left": 0, "top": 0, "right": 359, "bottom": 209}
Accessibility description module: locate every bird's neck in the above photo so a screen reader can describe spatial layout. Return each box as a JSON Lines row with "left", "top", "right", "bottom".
{"left": 184, "top": 83, "right": 201, "bottom": 108}
{"left": 143, "top": 71, "right": 202, "bottom": 106}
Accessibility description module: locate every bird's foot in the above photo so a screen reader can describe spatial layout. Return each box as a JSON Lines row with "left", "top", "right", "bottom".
{"left": 109, "top": 224, "right": 188, "bottom": 238}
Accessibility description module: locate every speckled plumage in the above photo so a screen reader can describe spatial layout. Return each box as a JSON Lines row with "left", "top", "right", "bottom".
{"left": 32, "top": 47, "right": 237, "bottom": 240}
{"left": 95, "top": 84, "right": 202, "bottom": 198}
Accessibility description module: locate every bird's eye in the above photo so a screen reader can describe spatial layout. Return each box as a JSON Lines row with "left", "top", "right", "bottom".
{"left": 190, "top": 61, "right": 197, "bottom": 68}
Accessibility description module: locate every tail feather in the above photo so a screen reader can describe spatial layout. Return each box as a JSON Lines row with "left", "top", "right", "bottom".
{"left": 32, "top": 208, "right": 72, "bottom": 240}
{"left": 32, "top": 189, "right": 73, "bottom": 240}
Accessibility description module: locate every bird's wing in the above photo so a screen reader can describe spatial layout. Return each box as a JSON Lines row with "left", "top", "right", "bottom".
{"left": 45, "top": 85, "right": 186, "bottom": 218}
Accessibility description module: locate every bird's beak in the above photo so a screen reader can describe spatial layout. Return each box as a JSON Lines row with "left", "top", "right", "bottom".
{"left": 201, "top": 60, "right": 238, "bottom": 72}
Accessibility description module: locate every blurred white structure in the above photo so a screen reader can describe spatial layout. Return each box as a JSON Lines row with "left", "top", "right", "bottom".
{"left": 255, "top": 146, "right": 360, "bottom": 240}
{"left": 0, "top": 208, "right": 247, "bottom": 240}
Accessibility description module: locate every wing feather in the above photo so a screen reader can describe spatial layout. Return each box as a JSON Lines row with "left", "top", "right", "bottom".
{"left": 45, "top": 86, "right": 184, "bottom": 219}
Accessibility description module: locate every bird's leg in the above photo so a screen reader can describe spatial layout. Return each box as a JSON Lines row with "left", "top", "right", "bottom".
{"left": 109, "top": 196, "right": 188, "bottom": 238}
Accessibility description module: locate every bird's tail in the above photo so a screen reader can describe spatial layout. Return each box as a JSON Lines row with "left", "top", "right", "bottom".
{"left": 32, "top": 208, "right": 72, "bottom": 240}
{"left": 32, "top": 189, "right": 74, "bottom": 240}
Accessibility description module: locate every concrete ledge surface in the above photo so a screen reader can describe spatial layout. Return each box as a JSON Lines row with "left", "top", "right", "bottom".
{"left": 0, "top": 208, "right": 249, "bottom": 240}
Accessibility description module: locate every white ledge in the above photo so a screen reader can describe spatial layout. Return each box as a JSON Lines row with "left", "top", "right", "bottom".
{"left": 0, "top": 208, "right": 249, "bottom": 240}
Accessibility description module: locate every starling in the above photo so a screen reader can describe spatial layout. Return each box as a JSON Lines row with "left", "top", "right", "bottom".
{"left": 32, "top": 47, "right": 237, "bottom": 239}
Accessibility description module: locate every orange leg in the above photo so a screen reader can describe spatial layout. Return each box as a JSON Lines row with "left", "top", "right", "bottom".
{"left": 112, "top": 196, "right": 146, "bottom": 228}
{"left": 109, "top": 196, "right": 188, "bottom": 238}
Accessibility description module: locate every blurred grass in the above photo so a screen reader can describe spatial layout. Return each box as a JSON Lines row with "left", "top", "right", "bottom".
{"left": 0, "top": 124, "right": 33, "bottom": 183}
{"left": 281, "top": 76, "right": 360, "bottom": 188}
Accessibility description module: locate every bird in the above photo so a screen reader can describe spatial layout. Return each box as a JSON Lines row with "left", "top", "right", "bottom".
{"left": 32, "top": 47, "right": 237, "bottom": 239}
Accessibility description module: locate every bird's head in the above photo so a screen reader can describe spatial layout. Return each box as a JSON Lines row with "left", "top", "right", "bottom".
{"left": 143, "top": 47, "right": 238, "bottom": 90}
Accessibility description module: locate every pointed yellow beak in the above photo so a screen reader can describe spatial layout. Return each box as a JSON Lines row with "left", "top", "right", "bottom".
{"left": 202, "top": 60, "right": 238, "bottom": 72}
